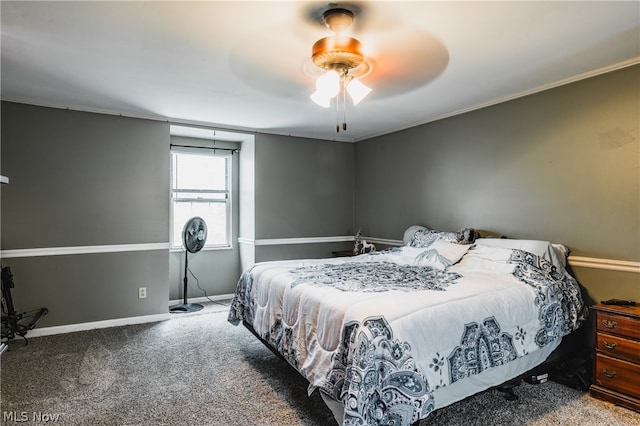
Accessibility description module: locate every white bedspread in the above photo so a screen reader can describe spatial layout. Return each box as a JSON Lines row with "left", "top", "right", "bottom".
{"left": 229, "top": 245, "right": 586, "bottom": 425}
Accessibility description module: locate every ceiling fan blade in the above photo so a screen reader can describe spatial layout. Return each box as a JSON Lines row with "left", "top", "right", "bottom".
{"left": 358, "top": 29, "right": 449, "bottom": 97}
{"left": 229, "top": 2, "right": 449, "bottom": 102}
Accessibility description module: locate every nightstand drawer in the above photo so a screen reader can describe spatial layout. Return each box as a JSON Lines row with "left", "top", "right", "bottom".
{"left": 597, "top": 333, "right": 640, "bottom": 364}
{"left": 596, "top": 311, "right": 640, "bottom": 340}
{"left": 595, "top": 354, "right": 640, "bottom": 399}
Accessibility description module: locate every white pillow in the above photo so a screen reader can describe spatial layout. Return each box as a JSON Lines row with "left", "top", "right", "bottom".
{"left": 449, "top": 245, "right": 516, "bottom": 274}
{"left": 474, "top": 238, "right": 568, "bottom": 271}
{"left": 399, "top": 241, "right": 471, "bottom": 270}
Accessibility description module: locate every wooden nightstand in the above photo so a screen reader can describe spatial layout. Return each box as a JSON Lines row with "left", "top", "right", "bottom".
{"left": 589, "top": 303, "right": 640, "bottom": 412}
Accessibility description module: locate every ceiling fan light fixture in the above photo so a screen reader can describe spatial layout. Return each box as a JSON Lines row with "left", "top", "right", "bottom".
{"left": 308, "top": 6, "right": 372, "bottom": 132}
{"left": 315, "top": 70, "right": 341, "bottom": 98}
{"left": 346, "top": 77, "right": 371, "bottom": 106}
{"left": 310, "top": 90, "right": 331, "bottom": 108}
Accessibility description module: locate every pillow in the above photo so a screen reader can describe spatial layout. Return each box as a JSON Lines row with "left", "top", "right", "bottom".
{"left": 403, "top": 225, "right": 429, "bottom": 245}
{"left": 403, "top": 225, "right": 480, "bottom": 247}
{"left": 456, "top": 227, "right": 481, "bottom": 244}
{"left": 474, "top": 238, "right": 569, "bottom": 271}
{"left": 398, "top": 240, "right": 471, "bottom": 270}
{"left": 408, "top": 228, "right": 457, "bottom": 248}
{"left": 449, "top": 245, "right": 518, "bottom": 274}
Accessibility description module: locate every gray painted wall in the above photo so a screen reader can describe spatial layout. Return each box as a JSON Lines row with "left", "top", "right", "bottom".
{"left": 169, "top": 248, "right": 240, "bottom": 300}
{"left": 5, "top": 252, "right": 169, "bottom": 324}
{"left": 1, "top": 102, "right": 170, "bottom": 327}
{"left": 354, "top": 65, "right": 639, "bottom": 303}
{"left": 0, "top": 103, "right": 355, "bottom": 328}
{"left": 252, "top": 133, "right": 355, "bottom": 261}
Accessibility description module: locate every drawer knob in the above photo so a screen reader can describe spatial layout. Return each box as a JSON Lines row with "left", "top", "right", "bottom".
{"left": 602, "top": 319, "right": 617, "bottom": 329}
{"left": 602, "top": 369, "right": 617, "bottom": 379}
{"left": 603, "top": 341, "right": 618, "bottom": 350}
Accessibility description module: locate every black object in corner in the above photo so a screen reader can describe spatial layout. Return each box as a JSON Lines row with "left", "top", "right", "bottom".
{"left": 1, "top": 266, "right": 48, "bottom": 347}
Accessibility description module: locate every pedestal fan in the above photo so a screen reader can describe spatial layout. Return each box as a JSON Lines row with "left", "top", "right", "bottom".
{"left": 170, "top": 216, "right": 207, "bottom": 313}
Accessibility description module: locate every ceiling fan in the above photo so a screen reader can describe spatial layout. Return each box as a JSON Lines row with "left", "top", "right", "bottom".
{"left": 227, "top": 3, "right": 449, "bottom": 135}
{"left": 308, "top": 5, "right": 372, "bottom": 132}
{"left": 304, "top": 2, "right": 450, "bottom": 132}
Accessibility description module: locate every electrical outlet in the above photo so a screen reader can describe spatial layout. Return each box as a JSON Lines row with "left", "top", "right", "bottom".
{"left": 138, "top": 287, "right": 147, "bottom": 299}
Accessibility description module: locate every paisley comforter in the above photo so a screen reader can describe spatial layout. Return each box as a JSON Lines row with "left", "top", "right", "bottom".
{"left": 228, "top": 244, "right": 587, "bottom": 425}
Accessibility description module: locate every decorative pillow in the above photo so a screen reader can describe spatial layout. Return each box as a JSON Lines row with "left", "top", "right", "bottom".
{"left": 403, "top": 225, "right": 480, "bottom": 247}
{"left": 474, "top": 238, "right": 569, "bottom": 271}
{"left": 408, "top": 228, "right": 457, "bottom": 248}
{"left": 399, "top": 241, "right": 471, "bottom": 270}
{"left": 403, "top": 225, "right": 429, "bottom": 245}
{"left": 456, "top": 227, "right": 481, "bottom": 244}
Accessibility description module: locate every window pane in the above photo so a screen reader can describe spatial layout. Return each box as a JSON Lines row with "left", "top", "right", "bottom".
{"left": 172, "top": 152, "right": 227, "bottom": 191}
{"left": 172, "top": 201, "right": 228, "bottom": 247}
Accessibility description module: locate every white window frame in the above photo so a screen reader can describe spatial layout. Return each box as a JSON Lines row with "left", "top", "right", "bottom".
{"left": 170, "top": 146, "right": 232, "bottom": 251}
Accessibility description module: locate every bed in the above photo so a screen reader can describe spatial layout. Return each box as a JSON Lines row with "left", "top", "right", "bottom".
{"left": 228, "top": 226, "right": 588, "bottom": 425}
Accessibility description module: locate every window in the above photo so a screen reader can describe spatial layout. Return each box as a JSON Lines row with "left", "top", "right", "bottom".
{"left": 170, "top": 147, "right": 231, "bottom": 249}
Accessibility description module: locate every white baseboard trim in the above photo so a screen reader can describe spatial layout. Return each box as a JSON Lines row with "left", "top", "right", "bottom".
{"left": 22, "top": 294, "right": 235, "bottom": 338}
{"left": 1, "top": 242, "right": 170, "bottom": 259}
{"left": 26, "top": 313, "right": 171, "bottom": 338}
{"left": 168, "top": 293, "right": 234, "bottom": 305}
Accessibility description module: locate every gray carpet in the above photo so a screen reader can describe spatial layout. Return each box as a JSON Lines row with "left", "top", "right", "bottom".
{"left": 1, "top": 301, "right": 638, "bottom": 426}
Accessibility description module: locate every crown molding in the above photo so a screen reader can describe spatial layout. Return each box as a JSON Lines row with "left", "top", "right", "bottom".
{"left": 357, "top": 57, "right": 640, "bottom": 142}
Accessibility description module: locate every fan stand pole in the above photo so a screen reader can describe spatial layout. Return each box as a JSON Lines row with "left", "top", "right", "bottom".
{"left": 182, "top": 249, "right": 189, "bottom": 305}
{"left": 169, "top": 251, "right": 203, "bottom": 313}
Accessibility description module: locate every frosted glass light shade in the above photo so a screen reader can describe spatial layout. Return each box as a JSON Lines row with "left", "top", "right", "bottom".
{"left": 310, "top": 91, "right": 331, "bottom": 108}
{"left": 315, "top": 71, "right": 340, "bottom": 98}
{"left": 346, "top": 78, "right": 371, "bottom": 105}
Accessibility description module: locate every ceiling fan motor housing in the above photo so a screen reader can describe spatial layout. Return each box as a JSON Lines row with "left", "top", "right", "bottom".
{"left": 322, "top": 7, "right": 354, "bottom": 33}
{"left": 311, "top": 36, "right": 364, "bottom": 71}
{"left": 312, "top": 6, "right": 364, "bottom": 73}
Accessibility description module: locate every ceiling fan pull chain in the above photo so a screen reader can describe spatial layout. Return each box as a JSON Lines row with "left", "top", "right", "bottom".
{"left": 335, "top": 90, "right": 340, "bottom": 132}
{"left": 342, "top": 77, "right": 347, "bottom": 131}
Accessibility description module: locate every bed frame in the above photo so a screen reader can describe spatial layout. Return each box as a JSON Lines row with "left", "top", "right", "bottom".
{"left": 242, "top": 319, "right": 591, "bottom": 425}
{"left": 494, "top": 324, "right": 591, "bottom": 397}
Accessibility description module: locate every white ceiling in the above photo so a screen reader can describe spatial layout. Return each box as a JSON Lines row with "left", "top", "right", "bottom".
{"left": 2, "top": 1, "right": 638, "bottom": 142}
